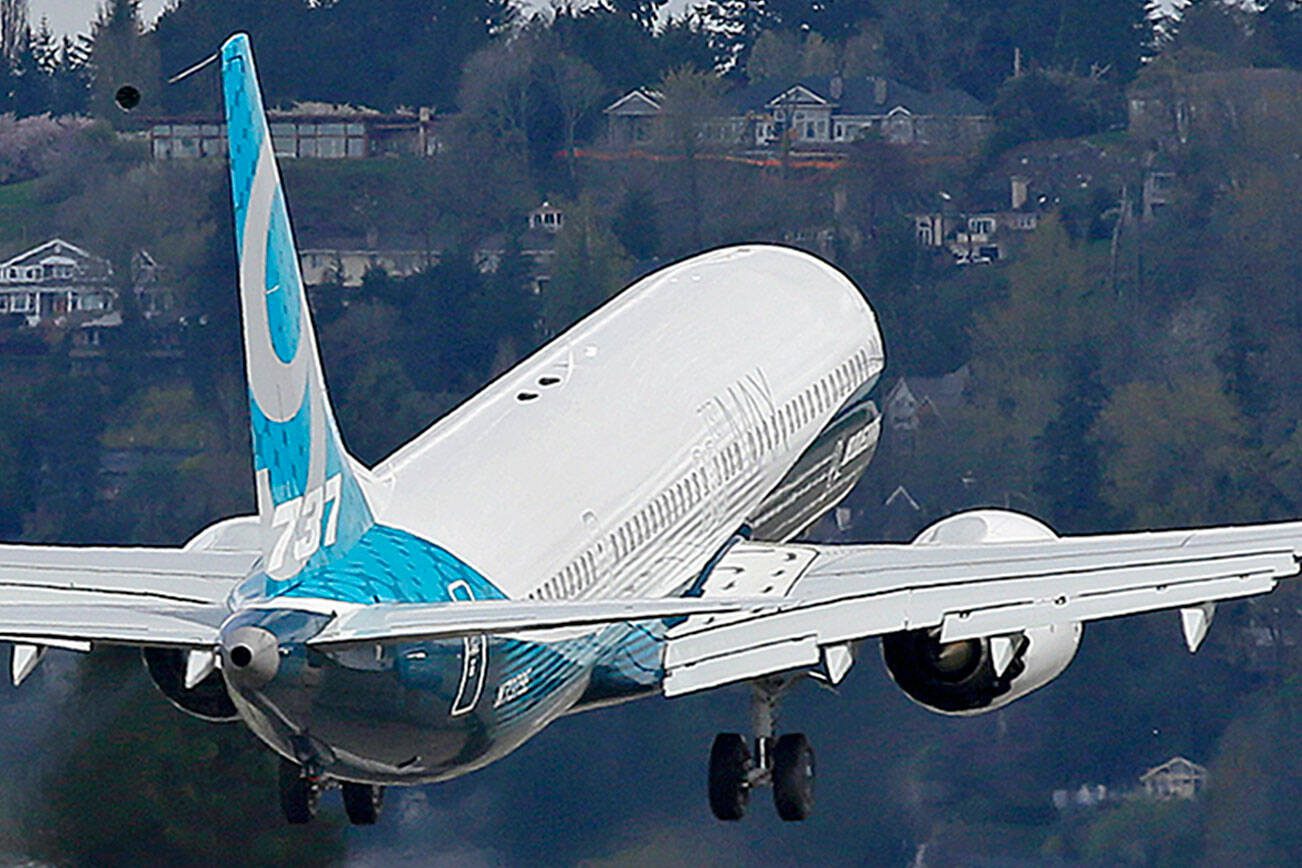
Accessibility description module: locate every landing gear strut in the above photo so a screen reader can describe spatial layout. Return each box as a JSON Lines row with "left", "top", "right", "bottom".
{"left": 707, "top": 676, "right": 815, "bottom": 822}
{"left": 278, "top": 758, "right": 386, "bottom": 825}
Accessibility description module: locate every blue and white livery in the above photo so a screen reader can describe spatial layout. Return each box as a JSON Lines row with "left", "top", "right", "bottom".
{"left": 3, "top": 34, "right": 1301, "bottom": 825}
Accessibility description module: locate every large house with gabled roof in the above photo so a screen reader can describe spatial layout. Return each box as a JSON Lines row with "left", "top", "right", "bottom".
{"left": 0, "top": 238, "right": 171, "bottom": 329}
{"left": 603, "top": 74, "right": 992, "bottom": 155}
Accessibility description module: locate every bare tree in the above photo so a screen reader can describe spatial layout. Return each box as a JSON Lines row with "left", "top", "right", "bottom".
{"left": 546, "top": 53, "right": 603, "bottom": 180}
{"left": 0, "top": 0, "right": 28, "bottom": 63}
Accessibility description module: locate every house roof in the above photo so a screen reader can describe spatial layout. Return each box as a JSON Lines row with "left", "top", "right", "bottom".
{"left": 603, "top": 89, "right": 663, "bottom": 116}
{"left": 1140, "top": 756, "right": 1207, "bottom": 781}
{"left": 724, "top": 75, "right": 988, "bottom": 118}
{"left": 0, "top": 238, "right": 100, "bottom": 271}
{"left": 884, "top": 485, "right": 921, "bottom": 511}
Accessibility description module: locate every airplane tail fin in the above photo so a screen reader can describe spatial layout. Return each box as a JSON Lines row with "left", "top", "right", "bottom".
{"left": 220, "top": 34, "right": 373, "bottom": 582}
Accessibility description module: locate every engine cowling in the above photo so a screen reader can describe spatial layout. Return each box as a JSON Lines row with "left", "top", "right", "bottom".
{"left": 880, "top": 508, "right": 1082, "bottom": 716}
{"left": 142, "top": 648, "right": 240, "bottom": 722}
{"left": 881, "top": 622, "right": 1081, "bottom": 715}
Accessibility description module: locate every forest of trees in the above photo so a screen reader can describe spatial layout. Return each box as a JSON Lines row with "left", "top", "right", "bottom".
{"left": 0, "top": 0, "right": 1300, "bottom": 864}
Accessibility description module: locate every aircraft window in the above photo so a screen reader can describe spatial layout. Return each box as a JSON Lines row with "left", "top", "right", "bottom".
{"left": 538, "top": 376, "right": 561, "bottom": 386}
{"left": 516, "top": 391, "right": 539, "bottom": 402}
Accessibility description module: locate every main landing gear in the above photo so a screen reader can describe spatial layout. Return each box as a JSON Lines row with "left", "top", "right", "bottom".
{"left": 708, "top": 676, "right": 815, "bottom": 822}
{"left": 279, "top": 758, "right": 385, "bottom": 825}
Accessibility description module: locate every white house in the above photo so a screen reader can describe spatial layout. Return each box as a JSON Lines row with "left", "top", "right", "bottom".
{"left": 0, "top": 239, "right": 170, "bottom": 328}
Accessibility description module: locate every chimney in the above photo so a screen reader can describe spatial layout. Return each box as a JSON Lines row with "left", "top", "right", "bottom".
{"left": 1011, "top": 176, "right": 1029, "bottom": 210}
{"left": 874, "top": 77, "right": 887, "bottom": 105}
{"left": 829, "top": 74, "right": 844, "bottom": 101}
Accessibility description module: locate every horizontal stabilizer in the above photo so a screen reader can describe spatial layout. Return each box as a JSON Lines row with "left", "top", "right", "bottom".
{"left": 306, "top": 596, "right": 786, "bottom": 647}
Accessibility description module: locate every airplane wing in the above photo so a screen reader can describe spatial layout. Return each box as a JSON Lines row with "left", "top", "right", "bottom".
{"left": 661, "top": 511, "right": 1302, "bottom": 697}
{"left": 0, "top": 543, "right": 260, "bottom": 664}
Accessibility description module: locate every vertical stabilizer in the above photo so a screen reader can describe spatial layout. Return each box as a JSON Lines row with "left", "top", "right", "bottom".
{"left": 220, "top": 34, "right": 373, "bottom": 582}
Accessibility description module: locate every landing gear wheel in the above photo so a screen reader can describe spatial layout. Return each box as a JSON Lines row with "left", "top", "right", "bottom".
{"left": 342, "top": 782, "right": 385, "bottom": 825}
{"left": 772, "top": 733, "right": 815, "bottom": 821}
{"left": 709, "top": 732, "right": 752, "bottom": 820}
{"left": 279, "top": 758, "right": 321, "bottom": 824}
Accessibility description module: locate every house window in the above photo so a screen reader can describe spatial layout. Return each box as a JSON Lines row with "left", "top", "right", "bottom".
{"left": 10, "top": 293, "right": 31, "bottom": 312}
{"left": 835, "top": 124, "right": 843, "bottom": 139}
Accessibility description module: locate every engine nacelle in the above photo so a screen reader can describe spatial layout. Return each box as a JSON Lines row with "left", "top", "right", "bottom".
{"left": 880, "top": 508, "right": 1082, "bottom": 715}
{"left": 142, "top": 648, "right": 240, "bottom": 722}
{"left": 881, "top": 622, "right": 1081, "bottom": 716}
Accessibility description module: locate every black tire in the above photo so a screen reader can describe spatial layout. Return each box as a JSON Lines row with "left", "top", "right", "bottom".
{"left": 708, "top": 733, "right": 751, "bottom": 821}
{"left": 772, "top": 733, "right": 815, "bottom": 821}
{"left": 279, "top": 758, "right": 320, "bottom": 825}
{"left": 342, "top": 781, "right": 384, "bottom": 825}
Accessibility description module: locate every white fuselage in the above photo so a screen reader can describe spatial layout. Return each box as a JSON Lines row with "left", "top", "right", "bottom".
{"left": 368, "top": 245, "right": 885, "bottom": 604}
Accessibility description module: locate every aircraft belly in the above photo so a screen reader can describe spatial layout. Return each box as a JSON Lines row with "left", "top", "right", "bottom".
{"left": 222, "top": 608, "right": 638, "bottom": 785}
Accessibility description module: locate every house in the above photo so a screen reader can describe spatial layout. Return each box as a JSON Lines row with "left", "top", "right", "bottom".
{"left": 298, "top": 210, "right": 559, "bottom": 294}
{"left": 735, "top": 75, "right": 991, "bottom": 152}
{"left": 298, "top": 237, "right": 435, "bottom": 288}
{"left": 883, "top": 366, "right": 970, "bottom": 432}
{"left": 527, "top": 201, "right": 565, "bottom": 233}
{"left": 912, "top": 178, "right": 1041, "bottom": 265}
{"left": 603, "top": 89, "right": 663, "bottom": 148}
{"left": 603, "top": 75, "right": 991, "bottom": 156}
{"left": 148, "top": 103, "right": 443, "bottom": 160}
{"left": 1139, "top": 757, "right": 1208, "bottom": 801}
{"left": 0, "top": 239, "right": 170, "bottom": 328}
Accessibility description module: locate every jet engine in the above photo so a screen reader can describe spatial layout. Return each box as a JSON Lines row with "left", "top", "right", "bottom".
{"left": 880, "top": 508, "right": 1082, "bottom": 716}
{"left": 142, "top": 648, "right": 239, "bottom": 722}
{"left": 881, "top": 621, "right": 1080, "bottom": 715}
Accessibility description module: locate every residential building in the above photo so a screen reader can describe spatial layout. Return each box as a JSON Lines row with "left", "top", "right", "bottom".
{"left": 0, "top": 239, "right": 170, "bottom": 328}
{"left": 912, "top": 178, "right": 1041, "bottom": 264}
{"left": 148, "top": 103, "right": 443, "bottom": 160}
{"left": 298, "top": 238, "right": 435, "bottom": 288}
{"left": 603, "top": 89, "right": 662, "bottom": 149}
{"left": 1140, "top": 757, "right": 1208, "bottom": 801}
{"left": 883, "top": 366, "right": 971, "bottom": 433}
{"left": 604, "top": 75, "right": 992, "bottom": 155}
{"left": 527, "top": 201, "right": 565, "bottom": 233}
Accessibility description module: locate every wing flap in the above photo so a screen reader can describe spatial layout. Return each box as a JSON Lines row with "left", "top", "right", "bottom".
{"left": 0, "top": 544, "right": 257, "bottom": 606}
{"left": 305, "top": 596, "right": 782, "bottom": 647}
{"left": 0, "top": 604, "right": 226, "bottom": 648}
{"left": 663, "top": 635, "right": 819, "bottom": 697}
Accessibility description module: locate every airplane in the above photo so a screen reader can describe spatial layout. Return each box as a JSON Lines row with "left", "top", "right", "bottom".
{"left": 3, "top": 33, "right": 1301, "bottom": 827}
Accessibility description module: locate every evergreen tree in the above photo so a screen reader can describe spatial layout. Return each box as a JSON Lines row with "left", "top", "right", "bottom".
{"left": 1035, "top": 350, "right": 1109, "bottom": 532}
{"left": 88, "top": 0, "right": 160, "bottom": 125}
